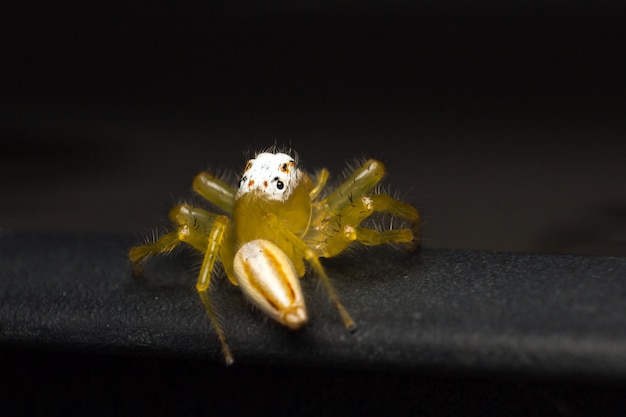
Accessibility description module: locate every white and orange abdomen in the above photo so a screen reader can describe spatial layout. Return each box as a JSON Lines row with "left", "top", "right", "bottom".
{"left": 233, "top": 239, "right": 307, "bottom": 329}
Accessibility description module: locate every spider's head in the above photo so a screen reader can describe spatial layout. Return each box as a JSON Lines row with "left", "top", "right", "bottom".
{"left": 236, "top": 152, "right": 301, "bottom": 201}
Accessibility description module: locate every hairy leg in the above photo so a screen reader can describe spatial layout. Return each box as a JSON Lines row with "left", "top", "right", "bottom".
{"left": 194, "top": 214, "right": 234, "bottom": 365}
{"left": 313, "top": 194, "right": 420, "bottom": 257}
{"left": 322, "top": 159, "right": 385, "bottom": 213}
{"left": 129, "top": 204, "right": 236, "bottom": 364}
{"left": 129, "top": 230, "right": 181, "bottom": 277}
{"left": 170, "top": 204, "right": 238, "bottom": 285}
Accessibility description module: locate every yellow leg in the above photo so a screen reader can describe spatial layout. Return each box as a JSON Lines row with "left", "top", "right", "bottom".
{"left": 309, "top": 168, "right": 329, "bottom": 200}
{"left": 194, "top": 215, "right": 234, "bottom": 365}
{"left": 192, "top": 172, "right": 236, "bottom": 214}
{"left": 169, "top": 204, "right": 219, "bottom": 248}
{"left": 317, "top": 194, "right": 420, "bottom": 257}
{"left": 170, "top": 204, "right": 238, "bottom": 285}
{"left": 322, "top": 159, "right": 385, "bottom": 213}
{"left": 129, "top": 230, "right": 181, "bottom": 277}
{"left": 354, "top": 227, "right": 414, "bottom": 245}
{"left": 265, "top": 213, "right": 356, "bottom": 331}
{"left": 130, "top": 205, "right": 237, "bottom": 364}
{"left": 128, "top": 204, "right": 220, "bottom": 262}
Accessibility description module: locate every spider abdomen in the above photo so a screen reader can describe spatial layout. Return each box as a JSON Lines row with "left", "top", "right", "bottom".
{"left": 233, "top": 239, "right": 308, "bottom": 330}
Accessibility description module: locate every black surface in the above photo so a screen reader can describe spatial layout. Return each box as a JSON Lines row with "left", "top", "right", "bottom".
{"left": 2, "top": 232, "right": 625, "bottom": 373}
{"left": 1, "top": 233, "right": 626, "bottom": 415}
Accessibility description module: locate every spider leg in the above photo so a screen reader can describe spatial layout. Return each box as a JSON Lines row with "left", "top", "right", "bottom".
{"left": 168, "top": 205, "right": 236, "bottom": 363}
{"left": 194, "top": 214, "right": 235, "bottom": 365}
{"left": 128, "top": 204, "right": 217, "bottom": 274}
{"left": 129, "top": 204, "right": 235, "bottom": 364}
{"left": 264, "top": 213, "right": 356, "bottom": 331}
{"left": 322, "top": 159, "right": 385, "bottom": 212}
{"left": 192, "top": 172, "right": 237, "bottom": 213}
{"left": 167, "top": 204, "right": 238, "bottom": 285}
{"left": 309, "top": 168, "right": 329, "bottom": 200}
{"left": 315, "top": 194, "right": 420, "bottom": 257}
{"left": 129, "top": 230, "right": 181, "bottom": 277}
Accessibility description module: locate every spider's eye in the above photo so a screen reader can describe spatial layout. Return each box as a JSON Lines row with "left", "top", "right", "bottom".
{"left": 280, "top": 160, "right": 296, "bottom": 173}
{"left": 276, "top": 180, "right": 284, "bottom": 190}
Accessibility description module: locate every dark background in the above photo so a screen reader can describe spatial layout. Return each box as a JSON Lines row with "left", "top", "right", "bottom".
{"left": 2, "top": 2, "right": 626, "bottom": 415}
{"left": 2, "top": 2, "right": 625, "bottom": 256}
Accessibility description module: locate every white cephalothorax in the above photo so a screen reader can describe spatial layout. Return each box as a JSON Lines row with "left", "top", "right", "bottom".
{"left": 236, "top": 152, "right": 299, "bottom": 201}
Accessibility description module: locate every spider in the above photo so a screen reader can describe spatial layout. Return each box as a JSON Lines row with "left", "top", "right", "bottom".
{"left": 129, "top": 148, "right": 420, "bottom": 364}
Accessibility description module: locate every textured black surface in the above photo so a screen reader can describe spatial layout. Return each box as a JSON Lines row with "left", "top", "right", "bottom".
{"left": 2, "top": 232, "right": 625, "bottom": 377}
{"left": 2, "top": 233, "right": 626, "bottom": 416}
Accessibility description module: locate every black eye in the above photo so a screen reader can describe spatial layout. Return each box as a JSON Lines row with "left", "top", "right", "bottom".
{"left": 276, "top": 181, "right": 284, "bottom": 190}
